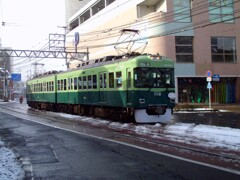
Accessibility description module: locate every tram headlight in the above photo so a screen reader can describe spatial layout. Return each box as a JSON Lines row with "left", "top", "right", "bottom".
{"left": 168, "top": 92, "right": 176, "bottom": 99}
{"left": 139, "top": 99, "right": 145, "bottom": 104}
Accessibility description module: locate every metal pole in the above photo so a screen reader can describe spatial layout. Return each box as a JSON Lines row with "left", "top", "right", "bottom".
{"left": 87, "top": 47, "right": 89, "bottom": 61}
{"left": 3, "top": 58, "right": 8, "bottom": 102}
{"left": 209, "top": 88, "right": 211, "bottom": 109}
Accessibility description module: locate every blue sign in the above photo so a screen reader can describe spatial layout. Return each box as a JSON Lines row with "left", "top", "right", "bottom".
{"left": 207, "top": 82, "right": 212, "bottom": 89}
{"left": 212, "top": 74, "right": 220, "bottom": 81}
{"left": 207, "top": 70, "right": 212, "bottom": 77}
{"left": 11, "top": 73, "right": 21, "bottom": 81}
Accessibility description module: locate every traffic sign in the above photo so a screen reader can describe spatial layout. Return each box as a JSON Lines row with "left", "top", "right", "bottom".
{"left": 207, "top": 77, "right": 212, "bottom": 82}
{"left": 11, "top": 73, "right": 21, "bottom": 81}
{"left": 207, "top": 70, "right": 212, "bottom": 77}
{"left": 207, "top": 82, "right": 212, "bottom": 89}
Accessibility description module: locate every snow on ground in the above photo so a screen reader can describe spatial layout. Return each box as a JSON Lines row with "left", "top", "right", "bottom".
{"left": 0, "top": 105, "right": 239, "bottom": 179}
{"left": 0, "top": 140, "right": 24, "bottom": 180}
{"left": 57, "top": 113, "right": 240, "bottom": 152}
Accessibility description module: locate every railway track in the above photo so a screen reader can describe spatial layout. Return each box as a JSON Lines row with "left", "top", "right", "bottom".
{"left": 0, "top": 104, "right": 240, "bottom": 174}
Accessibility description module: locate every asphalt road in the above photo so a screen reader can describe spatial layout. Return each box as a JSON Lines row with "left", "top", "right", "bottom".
{"left": 0, "top": 107, "right": 239, "bottom": 179}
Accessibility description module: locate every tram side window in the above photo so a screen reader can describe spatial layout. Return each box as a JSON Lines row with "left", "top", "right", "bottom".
{"left": 71, "top": 78, "right": 74, "bottom": 90}
{"left": 59, "top": 79, "right": 63, "bottom": 91}
{"left": 43, "top": 82, "right": 46, "bottom": 92}
{"left": 50, "top": 81, "right": 53, "bottom": 91}
{"left": 68, "top": 78, "right": 71, "bottom": 90}
{"left": 48, "top": 82, "right": 52, "bottom": 91}
{"left": 104, "top": 73, "right": 107, "bottom": 88}
{"left": 78, "top": 77, "right": 82, "bottom": 89}
{"left": 61, "top": 80, "right": 64, "bottom": 90}
{"left": 48, "top": 82, "right": 51, "bottom": 91}
{"left": 100, "top": 73, "right": 107, "bottom": 88}
{"left": 74, "top": 77, "right": 78, "bottom": 90}
{"left": 116, "top": 71, "right": 122, "bottom": 88}
{"left": 57, "top": 80, "right": 60, "bottom": 90}
{"left": 109, "top": 72, "right": 114, "bottom": 88}
{"left": 48, "top": 82, "right": 50, "bottom": 91}
{"left": 83, "top": 76, "right": 87, "bottom": 89}
{"left": 88, "top": 75, "right": 92, "bottom": 89}
{"left": 40, "top": 83, "right": 43, "bottom": 92}
{"left": 64, "top": 79, "right": 67, "bottom": 90}
{"left": 93, "top": 75, "right": 97, "bottom": 89}
{"left": 51, "top": 81, "right": 54, "bottom": 91}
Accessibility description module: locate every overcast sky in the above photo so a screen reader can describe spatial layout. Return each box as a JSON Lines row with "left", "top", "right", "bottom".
{"left": 0, "top": 0, "right": 65, "bottom": 49}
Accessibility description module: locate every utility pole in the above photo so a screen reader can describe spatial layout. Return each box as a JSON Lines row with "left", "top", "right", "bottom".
{"left": 0, "top": 51, "right": 10, "bottom": 102}
{"left": 3, "top": 58, "right": 8, "bottom": 101}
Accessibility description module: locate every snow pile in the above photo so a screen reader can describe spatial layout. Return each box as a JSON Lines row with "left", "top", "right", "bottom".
{"left": 56, "top": 112, "right": 240, "bottom": 151}
{"left": 0, "top": 140, "right": 24, "bottom": 180}
{"left": 163, "top": 123, "right": 240, "bottom": 150}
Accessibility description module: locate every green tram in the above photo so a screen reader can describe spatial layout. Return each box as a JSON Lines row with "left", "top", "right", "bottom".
{"left": 26, "top": 54, "right": 176, "bottom": 123}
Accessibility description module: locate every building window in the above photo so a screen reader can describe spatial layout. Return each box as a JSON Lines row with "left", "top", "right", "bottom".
{"left": 70, "top": 18, "right": 79, "bottom": 30}
{"left": 209, "top": 0, "right": 234, "bottom": 23}
{"left": 211, "top": 37, "right": 237, "bottom": 63}
{"left": 175, "top": 36, "right": 194, "bottom": 63}
{"left": 106, "top": 0, "right": 115, "bottom": 6}
{"left": 80, "top": 10, "right": 90, "bottom": 24}
{"left": 92, "top": 0, "right": 105, "bottom": 16}
{"left": 173, "top": 0, "right": 192, "bottom": 22}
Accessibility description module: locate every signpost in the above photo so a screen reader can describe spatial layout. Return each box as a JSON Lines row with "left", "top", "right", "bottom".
{"left": 206, "top": 70, "right": 212, "bottom": 109}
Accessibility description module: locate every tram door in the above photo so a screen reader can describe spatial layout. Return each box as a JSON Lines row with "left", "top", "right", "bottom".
{"left": 99, "top": 72, "right": 107, "bottom": 103}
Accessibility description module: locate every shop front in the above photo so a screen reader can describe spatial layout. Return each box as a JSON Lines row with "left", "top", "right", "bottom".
{"left": 177, "top": 77, "right": 239, "bottom": 104}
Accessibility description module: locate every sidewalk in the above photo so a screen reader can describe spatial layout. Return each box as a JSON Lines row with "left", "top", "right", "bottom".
{"left": 174, "top": 103, "right": 240, "bottom": 112}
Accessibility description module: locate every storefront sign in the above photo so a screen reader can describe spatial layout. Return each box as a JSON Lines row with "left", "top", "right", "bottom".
{"left": 212, "top": 74, "right": 220, "bottom": 81}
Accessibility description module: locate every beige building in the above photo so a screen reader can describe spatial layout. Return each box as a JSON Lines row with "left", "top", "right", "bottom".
{"left": 66, "top": 0, "right": 240, "bottom": 104}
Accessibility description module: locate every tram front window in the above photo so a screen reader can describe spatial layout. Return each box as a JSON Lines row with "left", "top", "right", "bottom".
{"left": 134, "top": 67, "right": 174, "bottom": 88}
